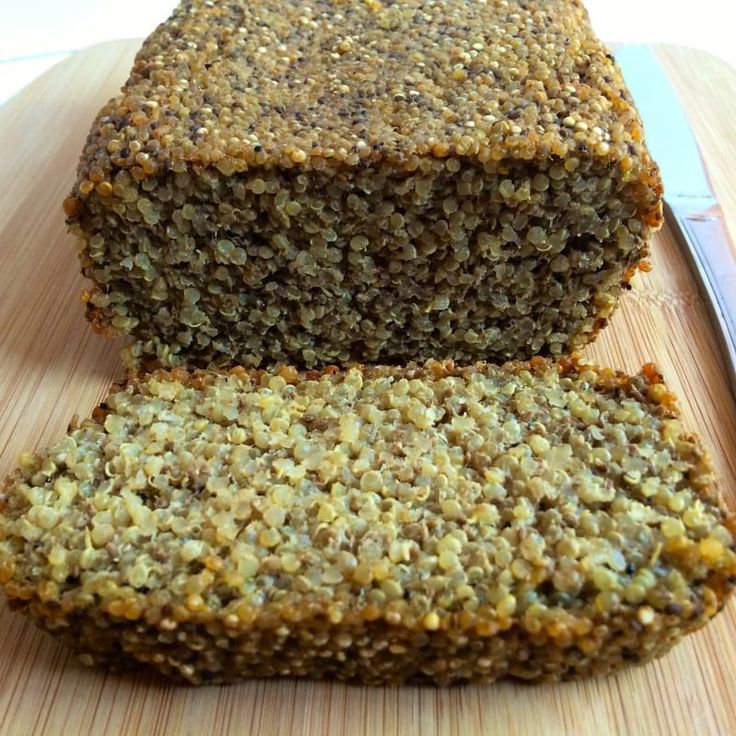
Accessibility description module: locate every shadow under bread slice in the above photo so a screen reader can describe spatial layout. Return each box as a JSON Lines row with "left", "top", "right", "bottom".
{"left": 0, "top": 359, "right": 733, "bottom": 684}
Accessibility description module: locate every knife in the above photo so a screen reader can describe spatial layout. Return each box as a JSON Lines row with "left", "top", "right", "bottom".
{"left": 616, "top": 45, "right": 736, "bottom": 398}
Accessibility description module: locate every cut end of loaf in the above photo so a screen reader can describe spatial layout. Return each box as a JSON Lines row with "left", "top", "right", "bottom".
{"left": 65, "top": 0, "right": 662, "bottom": 370}
{"left": 0, "top": 360, "right": 732, "bottom": 684}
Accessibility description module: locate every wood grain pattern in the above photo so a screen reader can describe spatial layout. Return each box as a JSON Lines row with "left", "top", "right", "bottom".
{"left": 0, "top": 41, "right": 735, "bottom": 736}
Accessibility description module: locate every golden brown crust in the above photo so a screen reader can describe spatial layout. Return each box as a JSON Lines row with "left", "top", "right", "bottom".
{"left": 64, "top": 0, "right": 663, "bottom": 370}
{"left": 67, "top": 0, "right": 661, "bottom": 198}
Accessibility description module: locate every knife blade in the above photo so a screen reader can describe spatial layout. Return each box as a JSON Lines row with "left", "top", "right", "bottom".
{"left": 616, "top": 45, "right": 736, "bottom": 397}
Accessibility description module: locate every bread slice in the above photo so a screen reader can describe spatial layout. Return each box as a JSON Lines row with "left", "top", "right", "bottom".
{"left": 0, "top": 359, "right": 732, "bottom": 684}
{"left": 64, "top": 0, "right": 662, "bottom": 369}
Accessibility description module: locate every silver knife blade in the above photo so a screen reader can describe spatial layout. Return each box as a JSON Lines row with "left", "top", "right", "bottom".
{"left": 616, "top": 45, "right": 736, "bottom": 397}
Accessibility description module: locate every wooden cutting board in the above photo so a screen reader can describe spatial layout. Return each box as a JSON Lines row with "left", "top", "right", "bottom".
{"left": 1, "top": 41, "right": 735, "bottom": 736}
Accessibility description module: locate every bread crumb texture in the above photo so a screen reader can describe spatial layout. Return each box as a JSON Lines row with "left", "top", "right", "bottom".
{"left": 1, "top": 360, "right": 732, "bottom": 685}
{"left": 65, "top": 0, "right": 662, "bottom": 369}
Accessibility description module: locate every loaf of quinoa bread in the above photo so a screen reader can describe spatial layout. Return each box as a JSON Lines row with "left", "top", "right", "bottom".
{"left": 1, "top": 360, "right": 732, "bottom": 685}
{"left": 64, "top": 0, "right": 663, "bottom": 370}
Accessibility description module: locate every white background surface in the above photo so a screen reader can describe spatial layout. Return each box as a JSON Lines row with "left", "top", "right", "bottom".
{"left": 0, "top": 0, "right": 733, "bottom": 105}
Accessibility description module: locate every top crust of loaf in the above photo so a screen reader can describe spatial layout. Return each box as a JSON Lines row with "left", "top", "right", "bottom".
{"left": 69, "top": 0, "right": 660, "bottom": 202}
